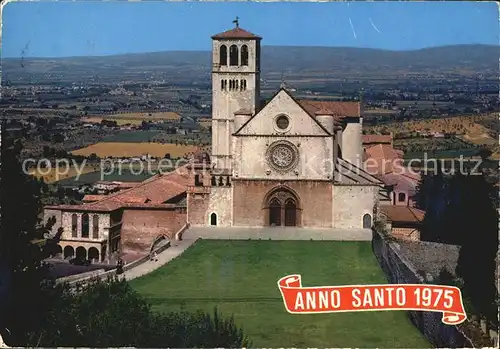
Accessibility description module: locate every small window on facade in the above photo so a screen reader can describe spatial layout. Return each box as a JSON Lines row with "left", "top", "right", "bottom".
{"left": 276, "top": 115, "right": 290, "bottom": 130}
{"left": 71, "top": 214, "right": 78, "bottom": 237}
{"left": 363, "top": 214, "right": 372, "bottom": 229}
{"left": 81, "top": 213, "right": 89, "bottom": 238}
{"left": 210, "top": 213, "right": 217, "bottom": 226}
{"left": 398, "top": 192, "right": 406, "bottom": 202}
{"left": 92, "top": 215, "right": 99, "bottom": 239}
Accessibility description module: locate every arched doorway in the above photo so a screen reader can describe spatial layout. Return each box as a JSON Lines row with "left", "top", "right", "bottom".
{"left": 284, "top": 199, "right": 297, "bottom": 226}
{"left": 75, "top": 246, "right": 87, "bottom": 260}
{"left": 269, "top": 198, "right": 281, "bottom": 226}
{"left": 63, "top": 246, "right": 74, "bottom": 259}
{"left": 210, "top": 213, "right": 217, "bottom": 226}
{"left": 363, "top": 214, "right": 372, "bottom": 229}
{"left": 264, "top": 188, "right": 301, "bottom": 227}
{"left": 88, "top": 247, "right": 99, "bottom": 262}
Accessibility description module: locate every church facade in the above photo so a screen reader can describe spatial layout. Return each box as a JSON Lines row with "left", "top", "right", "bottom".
{"left": 187, "top": 24, "right": 382, "bottom": 230}
{"left": 42, "top": 23, "right": 388, "bottom": 263}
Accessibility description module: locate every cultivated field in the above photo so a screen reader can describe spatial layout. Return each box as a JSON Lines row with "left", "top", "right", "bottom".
{"left": 82, "top": 111, "right": 181, "bottom": 125}
{"left": 131, "top": 240, "right": 429, "bottom": 348}
{"left": 71, "top": 142, "right": 199, "bottom": 158}
{"left": 366, "top": 114, "right": 497, "bottom": 141}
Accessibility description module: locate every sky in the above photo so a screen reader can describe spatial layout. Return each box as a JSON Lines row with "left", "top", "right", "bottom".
{"left": 2, "top": 1, "right": 498, "bottom": 58}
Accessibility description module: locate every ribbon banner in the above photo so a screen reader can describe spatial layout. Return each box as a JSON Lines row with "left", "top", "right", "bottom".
{"left": 278, "top": 275, "right": 467, "bottom": 325}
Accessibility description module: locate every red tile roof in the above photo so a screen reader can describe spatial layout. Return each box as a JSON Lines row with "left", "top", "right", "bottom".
{"left": 211, "top": 27, "right": 261, "bottom": 40}
{"left": 365, "top": 144, "right": 403, "bottom": 161}
{"left": 46, "top": 166, "right": 192, "bottom": 213}
{"left": 380, "top": 205, "right": 425, "bottom": 223}
{"left": 362, "top": 134, "right": 393, "bottom": 145}
{"left": 82, "top": 195, "right": 106, "bottom": 203}
{"left": 298, "top": 100, "right": 361, "bottom": 117}
{"left": 379, "top": 172, "right": 419, "bottom": 195}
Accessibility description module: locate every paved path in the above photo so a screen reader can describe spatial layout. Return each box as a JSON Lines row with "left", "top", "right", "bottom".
{"left": 184, "top": 226, "right": 373, "bottom": 241}
{"left": 120, "top": 237, "right": 198, "bottom": 281}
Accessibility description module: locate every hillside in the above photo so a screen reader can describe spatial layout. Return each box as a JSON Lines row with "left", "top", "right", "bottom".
{"left": 2, "top": 44, "right": 498, "bottom": 83}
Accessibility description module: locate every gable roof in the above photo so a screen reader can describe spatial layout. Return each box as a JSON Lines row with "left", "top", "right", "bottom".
{"left": 211, "top": 27, "right": 261, "bottom": 40}
{"left": 380, "top": 205, "right": 425, "bottom": 224}
{"left": 298, "top": 100, "right": 361, "bottom": 118}
{"left": 233, "top": 87, "right": 335, "bottom": 136}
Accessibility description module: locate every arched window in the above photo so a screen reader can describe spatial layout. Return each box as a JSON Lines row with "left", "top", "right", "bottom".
{"left": 210, "top": 213, "right": 217, "bottom": 226}
{"left": 81, "top": 213, "right": 89, "bottom": 238}
{"left": 219, "top": 45, "right": 227, "bottom": 66}
{"left": 221, "top": 79, "right": 224, "bottom": 91}
{"left": 71, "top": 214, "right": 78, "bottom": 237}
{"left": 398, "top": 192, "right": 406, "bottom": 203}
{"left": 241, "top": 45, "right": 249, "bottom": 66}
{"left": 363, "top": 214, "right": 372, "bottom": 229}
{"left": 235, "top": 80, "right": 239, "bottom": 90}
{"left": 92, "top": 215, "right": 99, "bottom": 239}
{"left": 229, "top": 45, "right": 239, "bottom": 66}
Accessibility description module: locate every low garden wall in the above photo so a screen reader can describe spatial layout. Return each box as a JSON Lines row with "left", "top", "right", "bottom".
{"left": 372, "top": 229, "right": 473, "bottom": 348}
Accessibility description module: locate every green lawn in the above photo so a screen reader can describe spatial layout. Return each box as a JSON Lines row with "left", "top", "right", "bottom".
{"left": 130, "top": 240, "right": 430, "bottom": 348}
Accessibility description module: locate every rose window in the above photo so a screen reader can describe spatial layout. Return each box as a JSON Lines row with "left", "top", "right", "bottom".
{"left": 267, "top": 142, "right": 299, "bottom": 172}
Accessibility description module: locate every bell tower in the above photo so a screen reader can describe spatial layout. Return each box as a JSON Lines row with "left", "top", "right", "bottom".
{"left": 211, "top": 18, "right": 261, "bottom": 170}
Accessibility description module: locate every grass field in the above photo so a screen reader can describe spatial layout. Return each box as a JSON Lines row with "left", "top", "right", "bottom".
{"left": 71, "top": 142, "right": 199, "bottom": 158}
{"left": 28, "top": 164, "right": 99, "bottom": 183}
{"left": 82, "top": 111, "right": 181, "bottom": 126}
{"left": 102, "top": 131, "right": 161, "bottom": 143}
{"left": 130, "top": 240, "right": 429, "bottom": 348}
{"left": 55, "top": 168, "right": 158, "bottom": 186}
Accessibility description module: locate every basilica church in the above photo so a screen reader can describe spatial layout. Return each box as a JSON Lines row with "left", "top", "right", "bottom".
{"left": 186, "top": 23, "right": 382, "bottom": 231}
{"left": 43, "top": 22, "right": 391, "bottom": 263}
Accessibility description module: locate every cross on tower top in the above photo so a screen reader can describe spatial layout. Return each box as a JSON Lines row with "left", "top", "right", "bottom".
{"left": 233, "top": 16, "right": 239, "bottom": 28}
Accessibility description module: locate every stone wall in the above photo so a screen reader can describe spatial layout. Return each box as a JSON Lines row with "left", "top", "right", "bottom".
{"left": 394, "top": 239, "right": 460, "bottom": 278}
{"left": 120, "top": 208, "right": 186, "bottom": 253}
{"left": 232, "top": 179, "right": 332, "bottom": 227}
{"left": 333, "top": 185, "right": 377, "bottom": 229}
{"left": 372, "top": 230, "right": 472, "bottom": 348}
{"left": 392, "top": 227, "right": 420, "bottom": 241}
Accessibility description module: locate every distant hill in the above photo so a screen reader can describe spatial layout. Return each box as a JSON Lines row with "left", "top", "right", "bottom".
{"left": 2, "top": 44, "right": 498, "bottom": 82}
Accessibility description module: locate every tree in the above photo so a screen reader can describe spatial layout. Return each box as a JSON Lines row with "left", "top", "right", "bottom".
{"left": 453, "top": 175, "right": 498, "bottom": 325}
{"left": 0, "top": 124, "right": 251, "bottom": 347}
{"left": 164, "top": 153, "right": 171, "bottom": 160}
{"left": 26, "top": 277, "right": 251, "bottom": 348}
{"left": 0, "top": 127, "right": 63, "bottom": 344}
{"left": 415, "top": 168, "right": 498, "bottom": 325}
